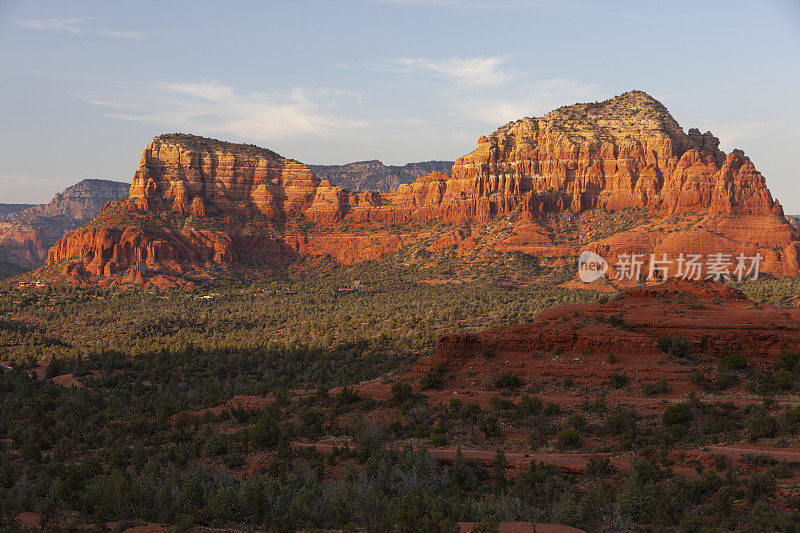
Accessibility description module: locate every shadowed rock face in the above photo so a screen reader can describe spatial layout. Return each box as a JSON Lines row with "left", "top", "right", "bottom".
{"left": 0, "top": 179, "right": 129, "bottom": 267}
{"left": 45, "top": 91, "right": 800, "bottom": 285}
{"left": 0, "top": 259, "right": 26, "bottom": 280}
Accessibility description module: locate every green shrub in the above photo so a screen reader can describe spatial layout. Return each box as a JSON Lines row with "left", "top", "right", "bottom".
{"left": 785, "top": 407, "right": 800, "bottom": 425}
{"left": 334, "top": 387, "right": 360, "bottom": 406}
{"left": 494, "top": 372, "right": 523, "bottom": 388}
{"left": 431, "top": 432, "right": 447, "bottom": 447}
{"left": 389, "top": 381, "right": 414, "bottom": 406}
{"left": 517, "top": 395, "right": 542, "bottom": 417}
{"left": 774, "top": 369, "right": 794, "bottom": 390}
{"left": 558, "top": 428, "right": 581, "bottom": 449}
{"left": 641, "top": 378, "right": 669, "bottom": 396}
{"left": 711, "top": 371, "right": 740, "bottom": 392}
{"left": 412, "top": 424, "right": 430, "bottom": 439}
{"left": 776, "top": 349, "right": 800, "bottom": 372}
{"left": 658, "top": 336, "right": 691, "bottom": 358}
{"left": 690, "top": 370, "right": 706, "bottom": 388}
{"left": 605, "top": 405, "right": 637, "bottom": 436}
{"left": 457, "top": 402, "right": 482, "bottom": 421}
{"left": 719, "top": 349, "right": 747, "bottom": 371}
{"left": 479, "top": 415, "right": 501, "bottom": 437}
{"left": 662, "top": 403, "right": 692, "bottom": 426}
{"left": 489, "top": 395, "right": 515, "bottom": 410}
{"left": 748, "top": 414, "right": 778, "bottom": 441}
{"left": 587, "top": 455, "right": 614, "bottom": 478}
{"left": 567, "top": 412, "right": 587, "bottom": 430}
{"left": 420, "top": 362, "right": 446, "bottom": 390}
{"left": 609, "top": 372, "right": 628, "bottom": 389}
{"left": 747, "top": 470, "right": 777, "bottom": 501}
{"left": 544, "top": 402, "right": 561, "bottom": 416}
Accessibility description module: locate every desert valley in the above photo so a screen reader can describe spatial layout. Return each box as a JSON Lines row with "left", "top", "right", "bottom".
{"left": 2, "top": 88, "right": 800, "bottom": 532}
{"left": 2, "top": 1, "right": 800, "bottom": 531}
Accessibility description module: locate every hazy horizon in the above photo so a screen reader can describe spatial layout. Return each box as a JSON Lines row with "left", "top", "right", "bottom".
{"left": 1, "top": 0, "right": 799, "bottom": 211}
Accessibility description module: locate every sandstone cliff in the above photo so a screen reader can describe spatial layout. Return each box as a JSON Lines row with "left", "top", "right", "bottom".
{"left": 0, "top": 179, "right": 129, "bottom": 267}
{"left": 45, "top": 91, "right": 800, "bottom": 285}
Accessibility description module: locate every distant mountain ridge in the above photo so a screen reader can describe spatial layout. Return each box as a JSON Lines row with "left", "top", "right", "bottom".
{"left": 0, "top": 179, "right": 129, "bottom": 267}
{"left": 310, "top": 160, "right": 454, "bottom": 192}
{"left": 0, "top": 204, "right": 34, "bottom": 218}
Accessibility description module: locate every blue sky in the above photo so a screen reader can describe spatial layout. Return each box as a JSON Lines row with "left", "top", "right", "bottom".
{"left": 1, "top": 0, "right": 799, "bottom": 212}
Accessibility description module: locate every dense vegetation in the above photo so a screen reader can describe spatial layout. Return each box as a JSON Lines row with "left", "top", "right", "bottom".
{"left": 737, "top": 276, "right": 800, "bottom": 308}
{"left": 2, "top": 258, "right": 800, "bottom": 530}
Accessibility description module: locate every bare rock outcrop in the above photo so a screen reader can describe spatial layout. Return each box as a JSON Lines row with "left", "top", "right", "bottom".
{"left": 0, "top": 179, "right": 129, "bottom": 267}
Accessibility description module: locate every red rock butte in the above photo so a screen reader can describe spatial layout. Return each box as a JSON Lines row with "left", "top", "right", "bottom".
{"left": 46, "top": 90, "right": 800, "bottom": 285}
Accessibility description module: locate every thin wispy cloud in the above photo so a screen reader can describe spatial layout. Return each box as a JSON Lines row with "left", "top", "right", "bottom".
{"left": 15, "top": 18, "right": 86, "bottom": 34}
{"left": 697, "top": 121, "right": 780, "bottom": 152}
{"left": 15, "top": 17, "right": 147, "bottom": 39}
{"left": 449, "top": 79, "right": 596, "bottom": 124}
{"left": 95, "top": 29, "right": 146, "bottom": 39}
{"left": 82, "top": 80, "right": 367, "bottom": 142}
{"left": 392, "top": 56, "right": 511, "bottom": 87}
{"left": 160, "top": 81, "right": 235, "bottom": 101}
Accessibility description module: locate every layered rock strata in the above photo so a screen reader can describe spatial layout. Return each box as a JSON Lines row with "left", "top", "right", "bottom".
{"left": 46, "top": 91, "right": 800, "bottom": 284}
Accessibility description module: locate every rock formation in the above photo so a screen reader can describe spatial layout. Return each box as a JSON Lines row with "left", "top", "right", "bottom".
{"left": 422, "top": 281, "right": 800, "bottom": 394}
{"left": 45, "top": 91, "right": 800, "bottom": 285}
{"left": 0, "top": 179, "right": 129, "bottom": 267}
{"left": 437, "top": 281, "right": 800, "bottom": 364}
{"left": 310, "top": 160, "right": 453, "bottom": 193}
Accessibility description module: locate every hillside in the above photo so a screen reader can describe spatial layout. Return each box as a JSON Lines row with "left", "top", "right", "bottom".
{"left": 3, "top": 274, "right": 800, "bottom": 530}
{"left": 0, "top": 204, "right": 34, "bottom": 217}
{"left": 0, "top": 259, "right": 26, "bottom": 280}
{"left": 0, "top": 179, "right": 129, "bottom": 267}
{"left": 43, "top": 91, "right": 800, "bottom": 287}
{"left": 310, "top": 159, "right": 454, "bottom": 192}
